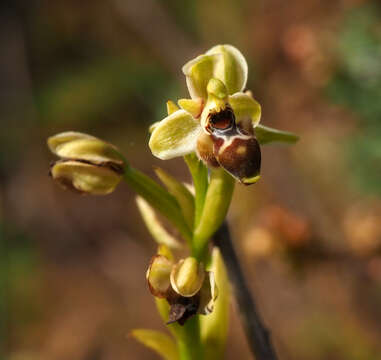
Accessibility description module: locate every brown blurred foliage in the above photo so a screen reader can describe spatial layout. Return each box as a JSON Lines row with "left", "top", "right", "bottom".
{"left": 1, "top": 0, "right": 381, "bottom": 359}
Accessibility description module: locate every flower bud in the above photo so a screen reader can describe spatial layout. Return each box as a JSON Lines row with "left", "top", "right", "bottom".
{"left": 146, "top": 255, "right": 173, "bottom": 298}
{"left": 48, "top": 132, "right": 125, "bottom": 194}
{"left": 47, "top": 131, "right": 124, "bottom": 166}
{"left": 170, "top": 257, "right": 205, "bottom": 297}
{"left": 49, "top": 160, "right": 123, "bottom": 195}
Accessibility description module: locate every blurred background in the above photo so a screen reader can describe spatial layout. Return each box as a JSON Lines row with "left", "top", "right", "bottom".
{"left": 1, "top": 0, "right": 381, "bottom": 359}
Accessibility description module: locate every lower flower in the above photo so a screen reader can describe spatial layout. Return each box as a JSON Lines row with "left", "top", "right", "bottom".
{"left": 146, "top": 252, "right": 217, "bottom": 325}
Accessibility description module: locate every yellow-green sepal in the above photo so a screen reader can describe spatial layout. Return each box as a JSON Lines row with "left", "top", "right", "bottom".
{"left": 206, "top": 44, "right": 248, "bottom": 95}
{"left": 201, "top": 248, "right": 230, "bottom": 360}
{"left": 256, "top": 124, "right": 299, "bottom": 145}
{"left": 130, "top": 329, "right": 179, "bottom": 360}
{"left": 229, "top": 92, "right": 261, "bottom": 127}
{"left": 149, "top": 110, "right": 201, "bottom": 160}
{"left": 183, "top": 45, "right": 248, "bottom": 99}
{"left": 182, "top": 53, "right": 221, "bottom": 99}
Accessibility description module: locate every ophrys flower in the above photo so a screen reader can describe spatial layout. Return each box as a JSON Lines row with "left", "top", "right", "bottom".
{"left": 149, "top": 45, "right": 264, "bottom": 185}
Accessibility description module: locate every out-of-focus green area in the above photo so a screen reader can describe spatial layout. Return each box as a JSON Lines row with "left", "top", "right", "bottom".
{"left": 1, "top": 0, "right": 381, "bottom": 359}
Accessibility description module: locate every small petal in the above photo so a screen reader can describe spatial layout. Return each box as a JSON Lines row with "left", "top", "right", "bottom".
{"left": 170, "top": 258, "right": 205, "bottom": 297}
{"left": 146, "top": 255, "right": 173, "bottom": 298}
{"left": 178, "top": 98, "right": 204, "bottom": 118}
{"left": 229, "top": 92, "right": 261, "bottom": 127}
{"left": 166, "top": 100, "right": 180, "bottom": 115}
{"left": 206, "top": 44, "right": 248, "bottom": 95}
{"left": 136, "top": 197, "right": 182, "bottom": 249}
{"left": 50, "top": 160, "right": 122, "bottom": 195}
{"left": 47, "top": 131, "right": 124, "bottom": 165}
{"left": 149, "top": 110, "right": 201, "bottom": 160}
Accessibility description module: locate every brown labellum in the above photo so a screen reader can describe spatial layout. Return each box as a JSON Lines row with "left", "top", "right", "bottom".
{"left": 205, "top": 107, "right": 261, "bottom": 185}
{"left": 213, "top": 133, "right": 261, "bottom": 185}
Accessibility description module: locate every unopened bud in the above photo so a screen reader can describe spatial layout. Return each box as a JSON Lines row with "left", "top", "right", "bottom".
{"left": 146, "top": 255, "right": 173, "bottom": 298}
{"left": 170, "top": 257, "right": 205, "bottom": 297}
{"left": 49, "top": 160, "right": 122, "bottom": 195}
{"left": 48, "top": 131, "right": 124, "bottom": 166}
{"left": 48, "top": 132, "right": 125, "bottom": 194}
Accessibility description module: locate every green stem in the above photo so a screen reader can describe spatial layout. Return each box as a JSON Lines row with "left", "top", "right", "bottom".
{"left": 184, "top": 154, "right": 208, "bottom": 228}
{"left": 192, "top": 168, "right": 235, "bottom": 260}
{"left": 177, "top": 316, "right": 203, "bottom": 360}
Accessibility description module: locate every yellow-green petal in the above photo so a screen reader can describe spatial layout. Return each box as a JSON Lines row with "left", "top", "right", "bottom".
{"left": 149, "top": 110, "right": 201, "bottom": 160}
{"left": 136, "top": 197, "right": 182, "bottom": 249}
{"left": 178, "top": 98, "right": 204, "bottom": 118}
{"left": 229, "top": 92, "right": 261, "bottom": 127}
{"left": 131, "top": 329, "right": 179, "bottom": 360}
{"left": 167, "top": 100, "right": 180, "bottom": 115}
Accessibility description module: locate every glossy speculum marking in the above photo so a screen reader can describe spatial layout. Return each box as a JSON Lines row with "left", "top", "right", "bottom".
{"left": 206, "top": 107, "right": 235, "bottom": 134}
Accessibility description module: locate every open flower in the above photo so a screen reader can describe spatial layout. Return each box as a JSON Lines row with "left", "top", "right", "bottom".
{"left": 146, "top": 250, "right": 217, "bottom": 325}
{"left": 149, "top": 45, "right": 262, "bottom": 185}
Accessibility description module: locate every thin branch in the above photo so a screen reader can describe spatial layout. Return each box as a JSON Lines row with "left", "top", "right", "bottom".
{"left": 213, "top": 222, "right": 278, "bottom": 360}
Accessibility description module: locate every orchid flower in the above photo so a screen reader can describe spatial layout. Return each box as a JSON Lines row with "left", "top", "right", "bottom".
{"left": 149, "top": 44, "right": 298, "bottom": 185}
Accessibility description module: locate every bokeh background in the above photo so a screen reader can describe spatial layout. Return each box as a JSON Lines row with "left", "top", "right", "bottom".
{"left": 1, "top": 0, "right": 381, "bottom": 359}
